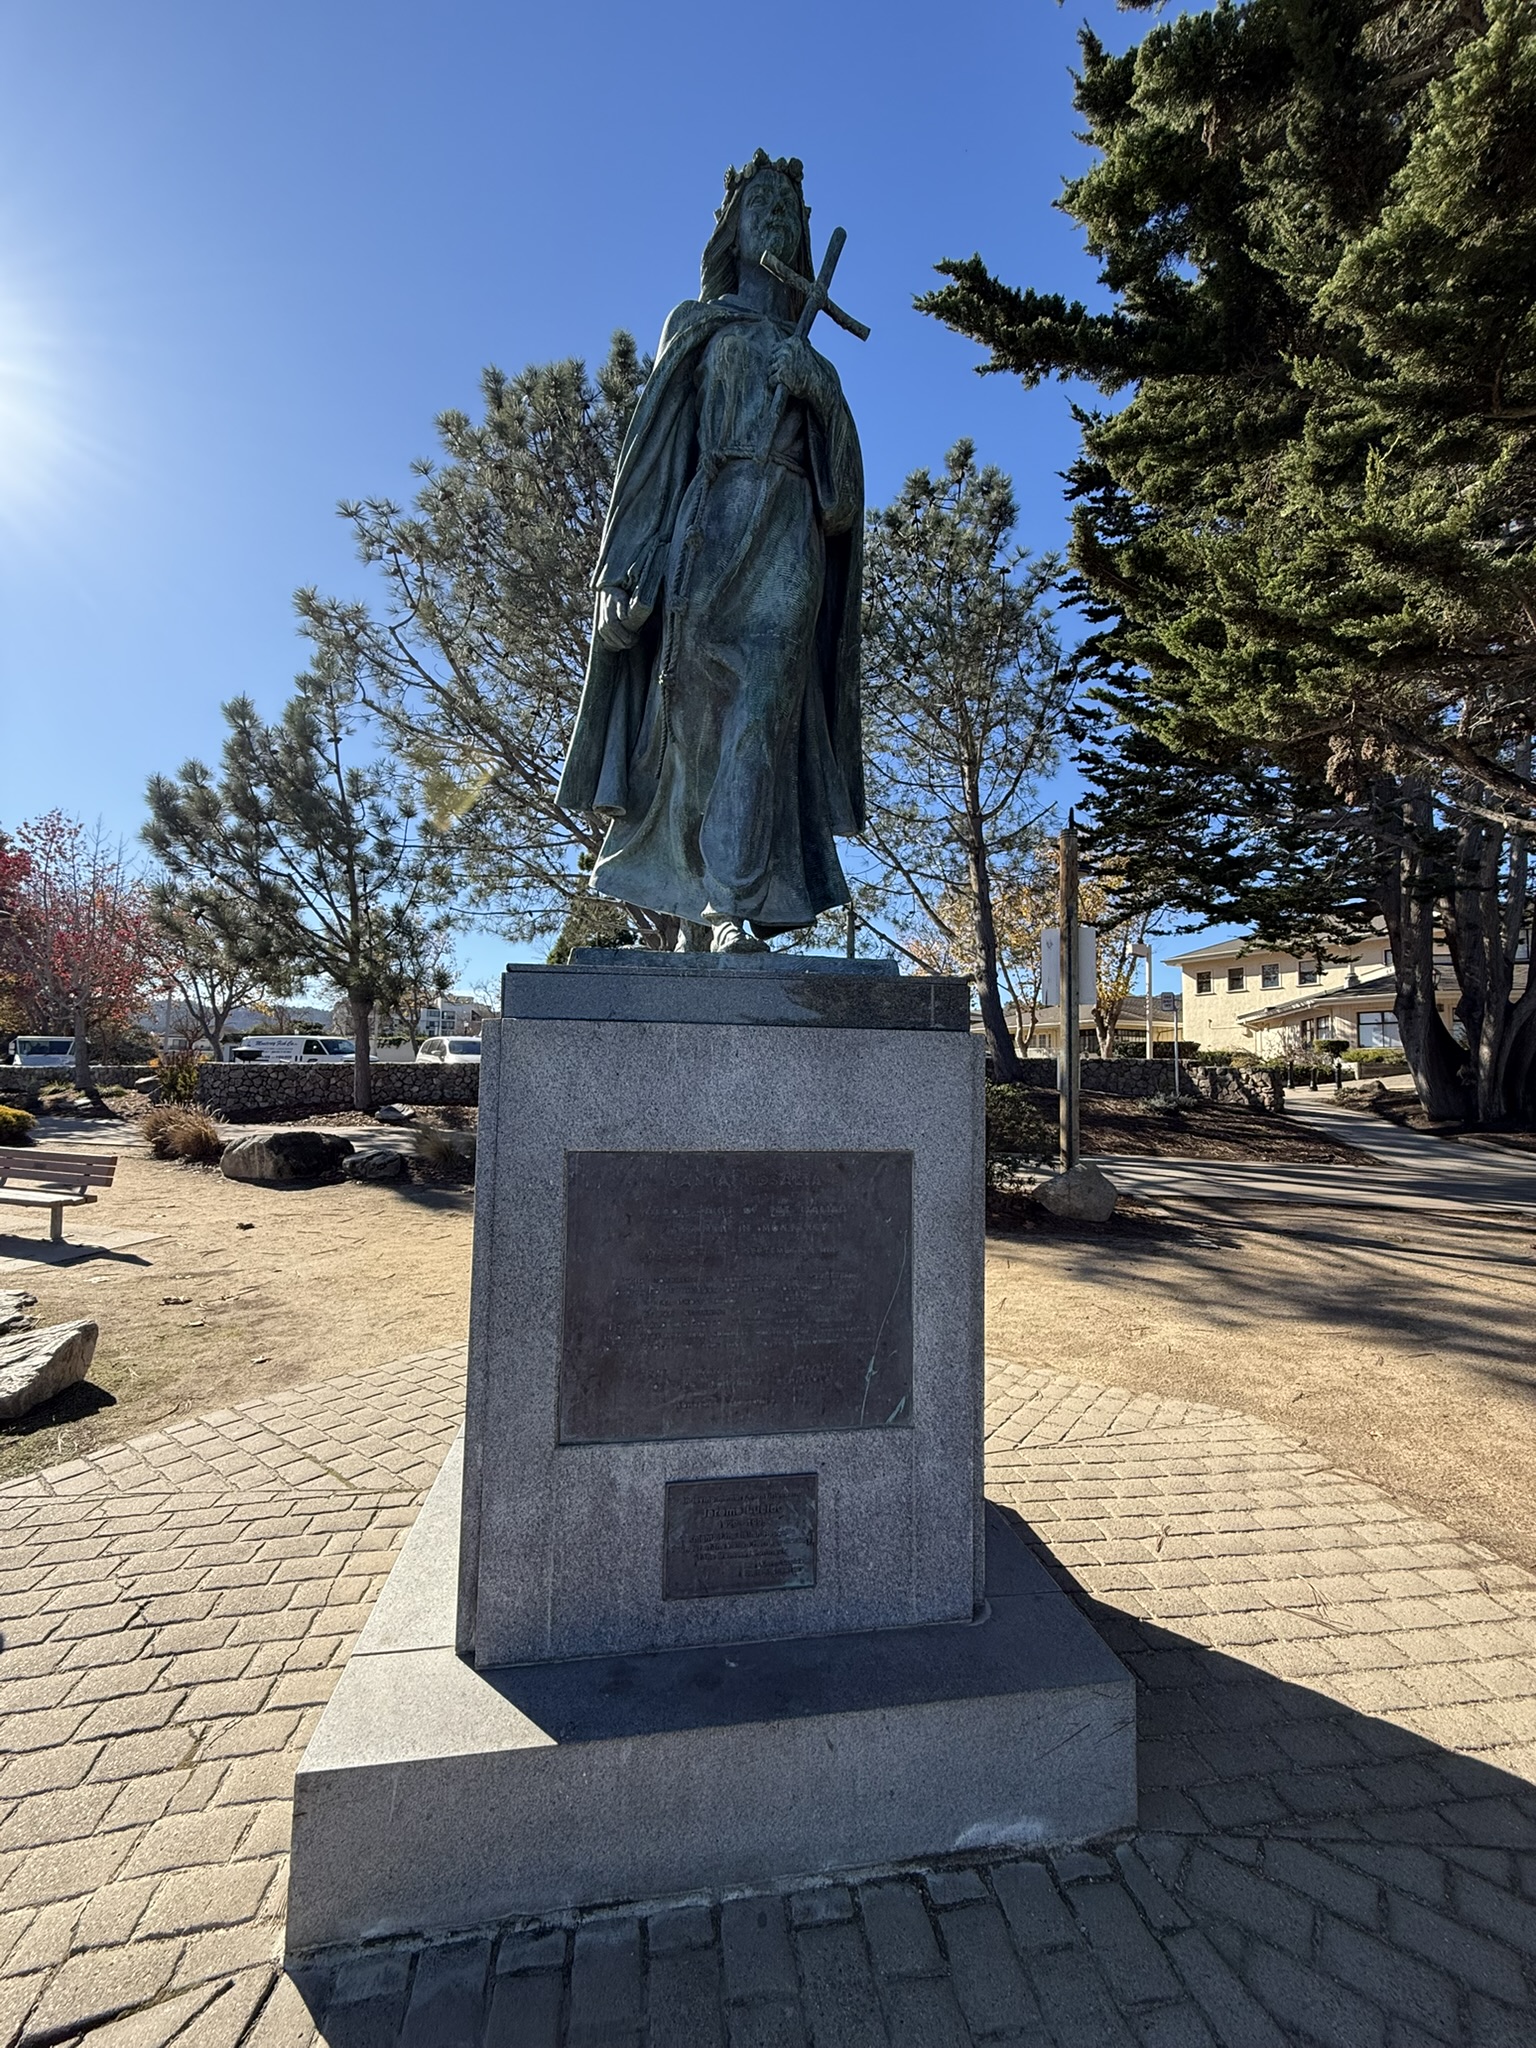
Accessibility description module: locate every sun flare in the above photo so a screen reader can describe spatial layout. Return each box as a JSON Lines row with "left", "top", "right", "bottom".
{"left": 0, "top": 278, "right": 85, "bottom": 531}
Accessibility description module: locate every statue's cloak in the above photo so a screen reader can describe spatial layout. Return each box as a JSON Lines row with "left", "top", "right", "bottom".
{"left": 556, "top": 298, "right": 866, "bottom": 854}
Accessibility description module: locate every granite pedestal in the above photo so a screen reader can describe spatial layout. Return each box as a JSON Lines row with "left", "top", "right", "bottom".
{"left": 286, "top": 954, "right": 1135, "bottom": 1954}
{"left": 286, "top": 1437, "right": 1136, "bottom": 1950}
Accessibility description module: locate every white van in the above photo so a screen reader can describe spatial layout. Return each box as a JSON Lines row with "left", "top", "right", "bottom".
{"left": 416, "top": 1037, "right": 482, "bottom": 1063}
{"left": 227, "top": 1036, "right": 356, "bottom": 1064}
{"left": 9, "top": 1036, "right": 77, "bottom": 1068}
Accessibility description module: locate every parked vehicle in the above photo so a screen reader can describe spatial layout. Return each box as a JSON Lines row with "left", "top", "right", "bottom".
{"left": 226, "top": 1036, "right": 356, "bottom": 1064}
{"left": 9, "top": 1037, "right": 77, "bottom": 1068}
{"left": 416, "top": 1037, "right": 482, "bottom": 1063}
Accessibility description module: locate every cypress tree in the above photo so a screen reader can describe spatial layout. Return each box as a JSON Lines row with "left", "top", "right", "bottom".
{"left": 922, "top": 0, "right": 1536, "bottom": 1119}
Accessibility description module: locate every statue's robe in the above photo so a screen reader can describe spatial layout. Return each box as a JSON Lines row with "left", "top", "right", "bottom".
{"left": 557, "top": 295, "right": 865, "bottom": 934}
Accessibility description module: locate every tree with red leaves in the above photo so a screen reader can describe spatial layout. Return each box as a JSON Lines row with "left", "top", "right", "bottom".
{"left": 3, "top": 813, "right": 157, "bottom": 1088}
{"left": 0, "top": 831, "right": 34, "bottom": 1044}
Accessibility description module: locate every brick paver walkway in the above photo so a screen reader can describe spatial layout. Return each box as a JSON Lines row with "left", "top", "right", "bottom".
{"left": 3, "top": 1351, "right": 1535, "bottom": 2045}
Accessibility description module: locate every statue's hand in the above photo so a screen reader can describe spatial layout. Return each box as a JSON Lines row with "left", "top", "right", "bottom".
{"left": 596, "top": 587, "right": 652, "bottom": 651}
{"left": 769, "top": 336, "right": 833, "bottom": 412}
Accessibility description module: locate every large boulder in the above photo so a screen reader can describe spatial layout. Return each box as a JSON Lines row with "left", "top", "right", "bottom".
{"left": 1030, "top": 1161, "right": 1119, "bottom": 1223}
{"left": 341, "top": 1148, "right": 404, "bottom": 1182}
{"left": 220, "top": 1130, "right": 355, "bottom": 1185}
{"left": 0, "top": 1319, "right": 98, "bottom": 1419}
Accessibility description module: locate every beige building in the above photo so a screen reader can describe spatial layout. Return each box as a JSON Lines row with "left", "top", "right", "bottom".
{"left": 1166, "top": 933, "right": 1464, "bottom": 1054}
{"left": 1008, "top": 991, "right": 1183, "bottom": 1058}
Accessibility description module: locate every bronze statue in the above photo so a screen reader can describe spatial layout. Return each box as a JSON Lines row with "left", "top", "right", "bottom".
{"left": 558, "top": 152, "right": 868, "bottom": 953}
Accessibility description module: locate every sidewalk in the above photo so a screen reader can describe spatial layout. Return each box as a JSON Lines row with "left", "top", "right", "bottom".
{"left": 1101, "top": 1086, "right": 1536, "bottom": 1216}
{"left": 2, "top": 1351, "right": 1535, "bottom": 2045}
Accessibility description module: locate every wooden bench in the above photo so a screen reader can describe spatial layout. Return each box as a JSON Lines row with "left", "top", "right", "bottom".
{"left": 0, "top": 1148, "right": 117, "bottom": 1243}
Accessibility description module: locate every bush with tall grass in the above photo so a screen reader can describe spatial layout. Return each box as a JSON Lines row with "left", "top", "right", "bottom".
{"left": 143, "top": 1104, "right": 225, "bottom": 1163}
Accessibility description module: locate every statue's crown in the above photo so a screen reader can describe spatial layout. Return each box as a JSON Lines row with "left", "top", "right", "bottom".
{"left": 717, "top": 150, "right": 805, "bottom": 219}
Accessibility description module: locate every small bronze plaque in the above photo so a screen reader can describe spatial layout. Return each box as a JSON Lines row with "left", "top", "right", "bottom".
{"left": 664, "top": 1473, "right": 817, "bottom": 1599}
{"left": 559, "top": 1150, "right": 913, "bottom": 1443}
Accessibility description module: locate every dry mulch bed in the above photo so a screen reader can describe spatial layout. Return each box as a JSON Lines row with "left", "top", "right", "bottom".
{"left": 1021, "top": 1088, "right": 1370, "bottom": 1164}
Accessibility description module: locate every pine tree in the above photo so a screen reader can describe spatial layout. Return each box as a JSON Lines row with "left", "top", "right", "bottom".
{"left": 145, "top": 673, "right": 439, "bottom": 1112}
{"left": 295, "top": 340, "right": 658, "bottom": 943}
{"left": 860, "top": 442, "right": 1070, "bottom": 1078}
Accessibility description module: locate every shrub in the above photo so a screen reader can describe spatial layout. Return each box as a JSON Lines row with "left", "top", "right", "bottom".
{"left": 1189, "top": 1050, "right": 1235, "bottom": 1067}
{"left": 158, "top": 1051, "right": 202, "bottom": 1105}
{"left": 413, "top": 1124, "right": 476, "bottom": 1176}
{"left": 985, "top": 1084, "right": 1055, "bottom": 1178}
{"left": 143, "top": 1104, "right": 225, "bottom": 1162}
{"left": 0, "top": 1105, "right": 36, "bottom": 1145}
{"left": 1144, "top": 1090, "right": 1183, "bottom": 1114}
{"left": 1341, "top": 1046, "right": 1404, "bottom": 1064}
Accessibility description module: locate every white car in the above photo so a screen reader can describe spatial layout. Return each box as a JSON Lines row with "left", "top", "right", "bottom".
{"left": 226, "top": 1036, "right": 356, "bottom": 1064}
{"left": 416, "top": 1037, "right": 482, "bottom": 1063}
{"left": 9, "top": 1036, "right": 77, "bottom": 1068}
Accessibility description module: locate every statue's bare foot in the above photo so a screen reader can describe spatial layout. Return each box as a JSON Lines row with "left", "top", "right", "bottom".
{"left": 710, "top": 920, "right": 770, "bottom": 954}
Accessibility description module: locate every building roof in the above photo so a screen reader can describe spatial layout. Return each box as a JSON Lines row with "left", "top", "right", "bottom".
{"left": 1162, "top": 937, "right": 1268, "bottom": 966}
{"left": 1165, "top": 924, "right": 1389, "bottom": 969}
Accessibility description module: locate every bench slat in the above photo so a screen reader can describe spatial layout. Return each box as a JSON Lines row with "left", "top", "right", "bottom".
{"left": 0, "top": 1149, "right": 116, "bottom": 1187}
{"left": 0, "top": 1148, "right": 117, "bottom": 1169}
{"left": 0, "top": 1190, "right": 93, "bottom": 1208}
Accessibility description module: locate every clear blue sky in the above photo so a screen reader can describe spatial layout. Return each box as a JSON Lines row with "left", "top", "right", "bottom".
{"left": 0, "top": 0, "right": 1220, "bottom": 990}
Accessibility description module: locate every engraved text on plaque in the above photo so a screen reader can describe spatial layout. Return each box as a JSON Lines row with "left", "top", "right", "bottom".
{"left": 663, "top": 1473, "right": 818, "bottom": 1598}
{"left": 559, "top": 1149, "right": 913, "bottom": 1443}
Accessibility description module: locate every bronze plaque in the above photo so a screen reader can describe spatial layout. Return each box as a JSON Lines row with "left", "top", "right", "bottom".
{"left": 559, "top": 1150, "right": 913, "bottom": 1444}
{"left": 663, "top": 1473, "right": 817, "bottom": 1598}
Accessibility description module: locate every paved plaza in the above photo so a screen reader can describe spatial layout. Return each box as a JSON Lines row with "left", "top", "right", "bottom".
{"left": 2, "top": 1347, "right": 1535, "bottom": 2045}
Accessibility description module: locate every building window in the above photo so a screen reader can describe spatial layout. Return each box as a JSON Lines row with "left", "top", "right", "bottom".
{"left": 1195, "top": 972, "right": 1212, "bottom": 995}
{"left": 1357, "top": 1010, "right": 1402, "bottom": 1048}
{"left": 1227, "top": 968, "right": 1246, "bottom": 992}
{"left": 1297, "top": 964, "right": 1318, "bottom": 986}
{"left": 1261, "top": 963, "right": 1280, "bottom": 989}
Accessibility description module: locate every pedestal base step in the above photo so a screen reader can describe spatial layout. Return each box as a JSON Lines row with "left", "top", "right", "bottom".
{"left": 285, "top": 1441, "right": 1137, "bottom": 1956}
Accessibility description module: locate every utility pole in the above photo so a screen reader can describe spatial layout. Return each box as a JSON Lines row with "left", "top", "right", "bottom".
{"left": 845, "top": 902, "right": 856, "bottom": 959}
{"left": 1059, "top": 816, "right": 1080, "bottom": 1170}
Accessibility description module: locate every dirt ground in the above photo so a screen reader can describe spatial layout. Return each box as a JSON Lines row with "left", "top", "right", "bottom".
{"left": 989, "top": 1200, "right": 1536, "bottom": 1574}
{"left": 0, "top": 1131, "right": 473, "bottom": 1484}
{"left": 1066, "top": 1089, "right": 1367, "bottom": 1164}
{"left": 4, "top": 1112, "right": 1534, "bottom": 1577}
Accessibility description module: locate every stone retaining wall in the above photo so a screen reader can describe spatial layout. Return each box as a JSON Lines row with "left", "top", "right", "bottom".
{"left": 1003, "top": 1057, "right": 1283, "bottom": 1113}
{"left": 0, "top": 1063, "right": 154, "bottom": 1096}
{"left": 196, "top": 1061, "right": 480, "bottom": 1117}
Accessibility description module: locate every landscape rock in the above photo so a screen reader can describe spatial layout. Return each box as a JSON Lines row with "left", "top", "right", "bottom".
{"left": 0, "top": 1290, "right": 38, "bottom": 1335}
{"left": 374, "top": 1103, "right": 414, "bottom": 1125}
{"left": 341, "top": 1149, "right": 404, "bottom": 1182}
{"left": 0, "top": 1319, "right": 98, "bottom": 1419}
{"left": 220, "top": 1130, "right": 355, "bottom": 1185}
{"left": 1030, "top": 1161, "right": 1118, "bottom": 1223}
